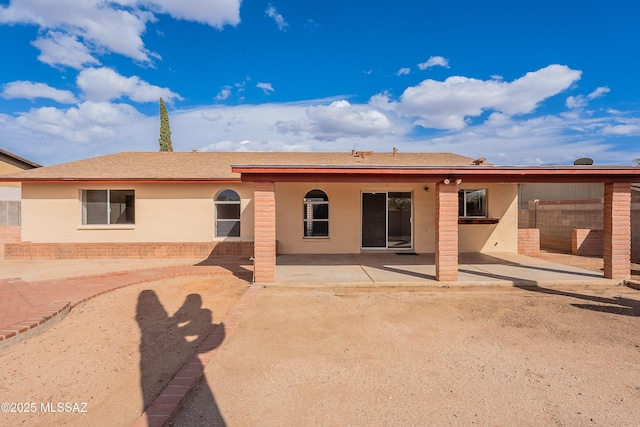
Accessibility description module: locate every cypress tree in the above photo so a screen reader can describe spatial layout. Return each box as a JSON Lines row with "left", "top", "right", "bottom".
{"left": 158, "top": 97, "right": 173, "bottom": 152}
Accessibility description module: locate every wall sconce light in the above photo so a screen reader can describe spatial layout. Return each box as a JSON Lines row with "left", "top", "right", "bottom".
{"left": 443, "top": 178, "right": 451, "bottom": 185}
{"left": 456, "top": 179, "right": 463, "bottom": 185}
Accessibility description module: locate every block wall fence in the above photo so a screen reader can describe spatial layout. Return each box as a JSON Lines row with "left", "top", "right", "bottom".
{"left": 519, "top": 196, "right": 639, "bottom": 262}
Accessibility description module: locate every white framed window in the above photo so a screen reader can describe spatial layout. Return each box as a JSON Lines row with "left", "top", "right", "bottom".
{"left": 82, "top": 190, "right": 135, "bottom": 225}
{"left": 303, "top": 189, "right": 329, "bottom": 238}
{"left": 215, "top": 189, "right": 241, "bottom": 237}
{"left": 458, "top": 189, "right": 487, "bottom": 218}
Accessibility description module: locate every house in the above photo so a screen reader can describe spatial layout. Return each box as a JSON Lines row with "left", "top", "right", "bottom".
{"left": 0, "top": 149, "right": 41, "bottom": 257}
{"left": 0, "top": 148, "right": 41, "bottom": 226}
{"left": 1, "top": 150, "right": 638, "bottom": 283}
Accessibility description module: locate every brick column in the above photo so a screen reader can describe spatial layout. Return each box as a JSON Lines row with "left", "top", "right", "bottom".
{"left": 253, "top": 182, "right": 276, "bottom": 283}
{"left": 603, "top": 182, "right": 631, "bottom": 280}
{"left": 435, "top": 181, "right": 458, "bottom": 281}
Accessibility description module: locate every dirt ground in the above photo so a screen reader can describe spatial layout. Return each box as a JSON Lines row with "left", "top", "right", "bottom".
{"left": 170, "top": 283, "right": 640, "bottom": 426}
{"left": 0, "top": 275, "right": 248, "bottom": 427}
{"left": 1, "top": 255, "right": 640, "bottom": 426}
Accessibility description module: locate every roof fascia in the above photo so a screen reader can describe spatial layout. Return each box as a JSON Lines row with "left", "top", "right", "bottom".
{"left": 0, "top": 178, "right": 242, "bottom": 184}
{"left": 0, "top": 149, "right": 42, "bottom": 169}
{"left": 232, "top": 165, "right": 640, "bottom": 184}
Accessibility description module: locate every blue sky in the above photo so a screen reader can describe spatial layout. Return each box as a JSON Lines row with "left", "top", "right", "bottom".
{"left": 0, "top": 0, "right": 639, "bottom": 166}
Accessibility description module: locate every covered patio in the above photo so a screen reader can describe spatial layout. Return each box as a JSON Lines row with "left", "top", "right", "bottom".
{"left": 274, "top": 252, "right": 614, "bottom": 287}
{"left": 233, "top": 163, "right": 639, "bottom": 285}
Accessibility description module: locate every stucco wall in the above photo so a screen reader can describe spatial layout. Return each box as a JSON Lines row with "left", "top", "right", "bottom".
{"left": 21, "top": 182, "right": 254, "bottom": 243}
{"left": 458, "top": 184, "right": 518, "bottom": 253}
{"left": 274, "top": 182, "right": 518, "bottom": 255}
{"left": 21, "top": 181, "right": 519, "bottom": 254}
{"left": 0, "top": 161, "right": 26, "bottom": 188}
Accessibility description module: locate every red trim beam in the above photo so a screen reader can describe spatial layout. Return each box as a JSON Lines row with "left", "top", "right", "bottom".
{"left": 231, "top": 165, "right": 640, "bottom": 184}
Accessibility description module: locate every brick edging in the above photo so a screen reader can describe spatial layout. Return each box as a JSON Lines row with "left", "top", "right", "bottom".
{"left": 133, "top": 283, "right": 262, "bottom": 427}
{"left": 0, "top": 301, "right": 70, "bottom": 349}
{"left": 0, "top": 263, "right": 253, "bottom": 351}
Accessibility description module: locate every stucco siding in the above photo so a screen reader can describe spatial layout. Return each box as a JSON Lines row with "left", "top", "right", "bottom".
{"left": 20, "top": 181, "right": 518, "bottom": 253}
{"left": 0, "top": 161, "right": 24, "bottom": 188}
{"left": 21, "top": 182, "right": 254, "bottom": 243}
{"left": 275, "top": 182, "right": 364, "bottom": 254}
{"left": 274, "top": 182, "right": 518, "bottom": 255}
{"left": 459, "top": 184, "right": 519, "bottom": 253}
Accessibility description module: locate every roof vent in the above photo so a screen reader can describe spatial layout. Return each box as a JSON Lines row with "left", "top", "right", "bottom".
{"left": 573, "top": 157, "right": 593, "bottom": 165}
{"left": 472, "top": 158, "right": 487, "bottom": 165}
{"left": 353, "top": 150, "right": 373, "bottom": 158}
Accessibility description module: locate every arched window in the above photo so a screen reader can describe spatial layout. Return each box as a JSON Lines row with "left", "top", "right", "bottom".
{"left": 215, "top": 189, "right": 241, "bottom": 237}
{"left": 303, "top": 189, "right": 329, "bottom": 238}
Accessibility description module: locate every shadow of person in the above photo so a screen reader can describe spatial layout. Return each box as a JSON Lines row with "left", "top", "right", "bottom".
{"left": 136, "top": 290, "right": 226, "bottom": 425}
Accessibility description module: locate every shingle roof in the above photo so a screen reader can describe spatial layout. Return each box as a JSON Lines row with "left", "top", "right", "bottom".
{"left": 0, "top": 151, "right": 478, "bottom": 181}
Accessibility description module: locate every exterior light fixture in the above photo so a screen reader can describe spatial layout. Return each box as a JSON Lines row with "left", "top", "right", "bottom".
{"left": 456, "top": 179, "right": 463, "bottom": 185}
{"left": 443, "top": 178, "right": 450, "bottom": 185}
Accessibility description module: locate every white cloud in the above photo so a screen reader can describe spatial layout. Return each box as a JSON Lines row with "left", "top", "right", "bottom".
{"left": 566, "top": 86, "right": 611, "bottom": 109}
{"left": 396, "top": 68, "right": 411, "bottom": 76}
{"left": 215, "top": 86, "right": 232, "bottom": 101}
{"left": 601, "top": 119, "right": 640, "bottom": 136}
{"left": 417, "top": 56, "right": 449, "bottom": 70}
{"left": 275, "top": 100, "right": 396, "bottom": 140}
{"left": 2, "top": 81, "right": 77, "bottom": 104}
{"left": 372, "top": 64, "right": 582, "bottom": 130}
{"left": 588, "top": 86, "right": 610, "bottom": 100}
{"left": 76, "top": 67, "right": 181, "bottom": 103}
{"left": 257, "top": 82, "right": 275, "bottom": 94}
{"left": 1, "top": 94, "right": 638, "bottom": 167}
{"left": 146, "top": 0, "right": 241, "bottom": 28}
{"left": 14, "top": 101, "right": 144, "bottom": 143}
{"left": 0, "top": 0, "right": 241, "bottom": 67}
{"left": 265, "top": 5, "right": 288, "bottom": 31}
{"left": 566, "top": 95, "right": 588, "bottom": 109}
{"left": 31, "top": 32, "right": 100, "bottom": 69}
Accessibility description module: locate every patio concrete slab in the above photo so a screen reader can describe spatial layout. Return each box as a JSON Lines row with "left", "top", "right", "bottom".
{"left": 274, "top": 252, "right": 617, "bottom": 287}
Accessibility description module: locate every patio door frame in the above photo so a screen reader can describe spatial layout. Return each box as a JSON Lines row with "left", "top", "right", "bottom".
{"left": 360, "top": 191, "right": 413, "bottom": 251}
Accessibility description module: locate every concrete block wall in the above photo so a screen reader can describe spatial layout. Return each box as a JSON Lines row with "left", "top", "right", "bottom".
{"left": 519, "top": 196, "right": 639, "bottom": 262}
{"left": 520, "top": 199, "right": 603, "bottom": 253}
{"left": 572, "top": 229, "right": 603, "bottom": 256}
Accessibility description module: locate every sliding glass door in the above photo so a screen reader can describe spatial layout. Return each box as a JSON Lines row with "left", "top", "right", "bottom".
{"left": 361, "top": 192, "right": 412, "bottom": 249}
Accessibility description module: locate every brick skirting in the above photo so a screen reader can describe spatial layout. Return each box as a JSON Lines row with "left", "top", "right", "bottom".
{"left": 0, "top": 226, "right": 21, "bottom": 258}
{"left": 4, "top": 241, "right": 254, "bottom": 260}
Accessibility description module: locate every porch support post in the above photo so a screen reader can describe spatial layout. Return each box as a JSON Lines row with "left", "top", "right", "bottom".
{"left": 254, "top": 182, "right": 276, "bottom": 283}
{"left": 435, "top": 181, "right": 459, "bottom": 281}
{"left": 603, "top": 182, "right": 631, "bottom": 280}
